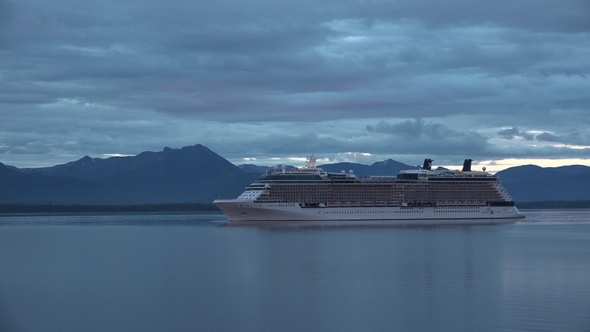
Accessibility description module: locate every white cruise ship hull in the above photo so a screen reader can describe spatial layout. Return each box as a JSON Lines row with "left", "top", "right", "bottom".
{"left": 214, "top": 200, "right": 525, "bottom": 226}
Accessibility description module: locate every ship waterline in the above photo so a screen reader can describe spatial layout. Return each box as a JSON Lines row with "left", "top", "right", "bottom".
{"left": 214, "top": 201, "right": 522, "bottom": 226}
{"left": 214, "top": 157, "right": 525, "bottom": 225}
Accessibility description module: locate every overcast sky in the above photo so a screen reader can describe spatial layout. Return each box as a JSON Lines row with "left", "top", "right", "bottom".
{"left": 1, "top": 0, "right": 589, "bottom": 171}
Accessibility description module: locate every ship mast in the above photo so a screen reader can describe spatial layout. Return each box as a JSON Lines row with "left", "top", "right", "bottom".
{"left": 306, "top": 154, "right": 317, "bottom": 168}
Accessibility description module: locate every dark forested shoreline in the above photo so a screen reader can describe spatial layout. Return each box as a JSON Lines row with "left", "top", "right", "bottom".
{"left": 1, "top": 201, "right": 589, "bottom": 214}
{"left": 517, "top": 200, "right": 590, "bottom": 209}
{"left": 0, "top": 203, "right": 219, "bottom": 214}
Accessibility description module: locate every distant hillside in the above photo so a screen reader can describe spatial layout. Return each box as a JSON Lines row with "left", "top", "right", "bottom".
{"left": 0, "top": 162, "right": 120, "bottom": 204}
{"left": 12, "top": 145, "right": 257, "bottom": 204}
{"left": 239, "top": 164, "right": 295, "bottom": 174}
{"left": 497, "top": 165, "right": 590, "bottom": 201}
{"left": 239, "top": 164, "right": 270, "bottom": 174}
{"left": 239, "top": 159, "right": 415, "bottom": 177}
{"left": 2, "top": 145, "right": 590, "bottom": 205}
{"left": 319, "top": 159, "right": 416, "bottom": 176}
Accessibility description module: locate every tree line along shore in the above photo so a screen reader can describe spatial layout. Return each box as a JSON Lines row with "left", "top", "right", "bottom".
{"left": 0, "top": 201, "right": 589, "bottom": 213}
{"left": 516, "top": 200, "right": 590, "bottom": 209}
{"left": 0, "top": 203, "right": 219, "bottom": 213}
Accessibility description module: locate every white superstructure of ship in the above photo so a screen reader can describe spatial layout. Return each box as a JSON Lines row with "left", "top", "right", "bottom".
{"left": 214, "top": 157, "right": 525, "bottom": 226}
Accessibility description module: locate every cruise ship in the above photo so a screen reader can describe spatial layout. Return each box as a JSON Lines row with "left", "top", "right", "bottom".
{"left": 214, "top": 157, "right": 525, "bottom": 226}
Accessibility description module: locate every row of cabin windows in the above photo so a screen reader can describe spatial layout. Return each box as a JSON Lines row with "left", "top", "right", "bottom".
{"left": 255, "top": 183, "right": 504, "bottom": 203}
{"left": 320, "top": 210, "right": 424, "bottom": 214}
{"left": 260, "top": 190, "right": 502, "bottom": 200}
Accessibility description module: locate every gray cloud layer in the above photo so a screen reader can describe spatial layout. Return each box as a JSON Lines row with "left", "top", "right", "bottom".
{"left": 1, "top": 0, "right": 589, "bottom": 167}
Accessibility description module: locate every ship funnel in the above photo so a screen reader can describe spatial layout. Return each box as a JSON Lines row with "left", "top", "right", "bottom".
{"left": 422, "top": 159, "right": 433, "bottom": 170}
{"left": 462, "top": 159, "right": 473, "bottom": 172}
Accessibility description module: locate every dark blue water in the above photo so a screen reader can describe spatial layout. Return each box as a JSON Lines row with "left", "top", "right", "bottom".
{"left": 1, "top": 210, "right": 589, "bottom": 332}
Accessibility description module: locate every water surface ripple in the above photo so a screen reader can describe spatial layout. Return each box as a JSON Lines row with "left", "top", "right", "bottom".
{"left": 0, "top": 210, "right": 589, "bottom": 332}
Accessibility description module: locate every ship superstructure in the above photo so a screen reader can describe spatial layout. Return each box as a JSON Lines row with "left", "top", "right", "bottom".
{"left": 214, "top": 157, "right": 524, "bottom": 226}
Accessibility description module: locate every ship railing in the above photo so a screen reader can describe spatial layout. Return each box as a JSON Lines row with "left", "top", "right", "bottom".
{"left": 436, "top": 201, "right": 487, "bottom": 206}
{"left": 325, "top": 201, "right": 362, "bottom": 207}
{"left": 493, "top": 182, "right": 514, "bottom": 201}
{"left": 357, "top": 176, "right": 398, "bottom": 183}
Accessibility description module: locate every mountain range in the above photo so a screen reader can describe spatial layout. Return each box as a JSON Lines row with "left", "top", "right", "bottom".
{"left": 1, "top": 144, "right": 589, "bottom": 204}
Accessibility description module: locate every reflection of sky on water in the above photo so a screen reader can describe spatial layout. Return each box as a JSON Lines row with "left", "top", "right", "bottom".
{"left": 0, "top": 211, "right": 589, "bottom": 331}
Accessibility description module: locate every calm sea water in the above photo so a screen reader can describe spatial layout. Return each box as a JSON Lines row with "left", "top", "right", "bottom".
{"left": 1, "top": 210, "right": 589, "bottom": 332}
